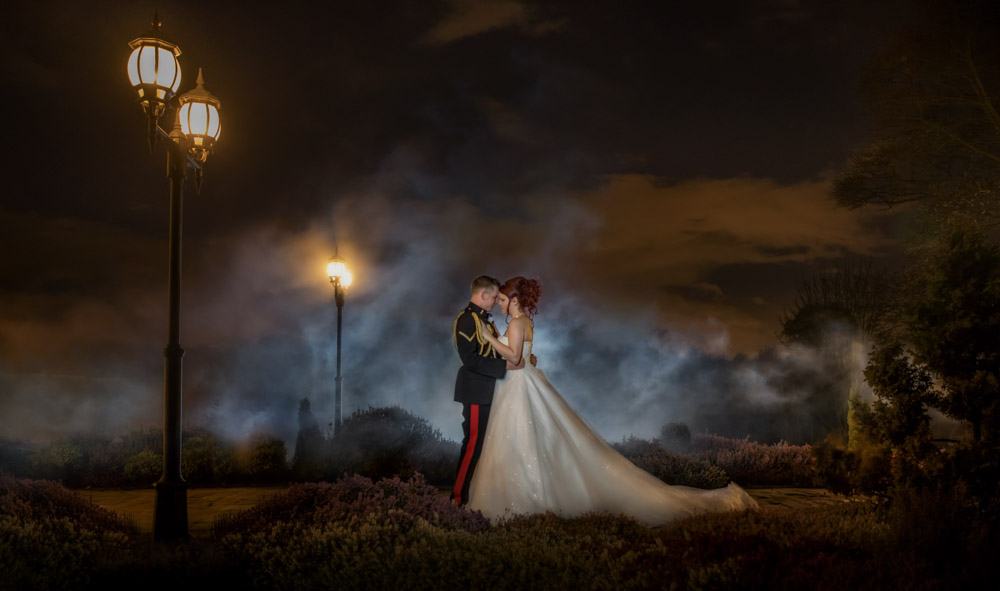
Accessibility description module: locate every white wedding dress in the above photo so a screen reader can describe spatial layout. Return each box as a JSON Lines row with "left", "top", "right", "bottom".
{"left": 468, "top": 337, "right": 758, "bottom": 526}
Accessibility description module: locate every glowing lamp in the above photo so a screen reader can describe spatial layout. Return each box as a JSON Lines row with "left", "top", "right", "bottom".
{"left": 327, "top": 255, "right": 352, "bottom": 288}
{"left": 177, "top": 69, "right": 222, "bottom": 162}
{"left": 127, "top": 17, "right": 181, "bottom": 117}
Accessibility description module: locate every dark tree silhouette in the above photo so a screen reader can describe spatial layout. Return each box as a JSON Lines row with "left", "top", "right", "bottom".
{"left": 834, "top": 0, "right": 1000, "bottom": 232}
{"left": 854, "top": 342, "right": 940, "bottom": 454}
{"left": 779, "top": 257, "right": 893, "bottom": 443}
{"left": 902, "top": 225, "right": 1000, "bottom": 442}
{"left": 292, "top": 398, "right": 324, "bottom": 479}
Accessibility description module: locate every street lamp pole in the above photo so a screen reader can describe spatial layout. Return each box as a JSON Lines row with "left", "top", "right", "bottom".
{"left": 155, "top": 120, "right": 189, "bottom": 541}
{"left": 326, "top": 255, "right": 352, "bottom": 434}
{"left": 335, "top": 283, "right": 344, "bottom": 431}
{"left": 126, "top": 12, "right": 222, "bottom": 542}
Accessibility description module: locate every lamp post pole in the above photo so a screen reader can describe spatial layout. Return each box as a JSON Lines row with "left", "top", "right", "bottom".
{"left": 154, "top": 120, "right": 189, "bottom": 541}
{"left": 334, "top": 281, "right": 345, "bottom": 432}
{"left": 126, "top": 12, "right": 222, "bottom": 542}
{"left": 326, "top": 255, "right": 351, "bottom": 435}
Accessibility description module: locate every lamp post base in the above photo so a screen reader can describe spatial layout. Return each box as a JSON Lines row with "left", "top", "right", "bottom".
{"left": 153, "top": 480, "right": 189, "bottom": 541}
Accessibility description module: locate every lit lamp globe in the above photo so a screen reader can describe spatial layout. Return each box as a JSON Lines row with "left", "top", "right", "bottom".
{"left": 177, "top": 69, "right": 222, "bottom": 163}
{"left": 127, "top": 15, "right": 181, "bottom": 141}
{"left": 327, "top": 256, "right": 352, "bottom": 289}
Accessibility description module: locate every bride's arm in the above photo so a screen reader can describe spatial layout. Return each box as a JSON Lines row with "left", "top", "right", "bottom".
{"left": 482, "top": 319, "right": 525, "bottom": 364}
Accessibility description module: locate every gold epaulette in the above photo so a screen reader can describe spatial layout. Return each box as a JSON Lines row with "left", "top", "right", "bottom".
{"left": 453, "top": 309, "right": 496, "bottom": 357}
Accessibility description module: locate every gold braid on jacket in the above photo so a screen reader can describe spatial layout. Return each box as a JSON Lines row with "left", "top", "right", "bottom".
{"left": 453, "top": 311, "right": 496, "bottom": 357}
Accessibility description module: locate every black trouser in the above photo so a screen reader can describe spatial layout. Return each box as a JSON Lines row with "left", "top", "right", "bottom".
{"left": 453, "top": 402, "right": 491, "bottom": 506}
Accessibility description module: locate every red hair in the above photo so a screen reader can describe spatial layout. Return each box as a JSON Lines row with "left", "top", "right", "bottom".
{"left": 500, "top": 276, "right": 542, "bottom": 318}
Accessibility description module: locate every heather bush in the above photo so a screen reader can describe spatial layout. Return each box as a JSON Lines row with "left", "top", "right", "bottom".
{"left": 691, "top": 433, "right": 815, "bottom": 486}
{"left": 613, "top": 436, "right": 730, "bottom": 489}
{"left": 211, "top": 482, "right": 996, "bottom": 590}
{"left": 212, "top": 473, "right": 488, "bottom": 539}
{"left": 0, "top": 472, "right": 139, "bottom": 590}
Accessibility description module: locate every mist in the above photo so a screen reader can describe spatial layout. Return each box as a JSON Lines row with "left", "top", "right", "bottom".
{"left": 0, "top": 180, "right": 885, "bottom": 449}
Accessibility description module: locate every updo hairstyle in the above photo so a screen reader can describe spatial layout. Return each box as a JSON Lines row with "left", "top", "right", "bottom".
{"left": 500, "top": 276, "right": 542, "bottom": 319}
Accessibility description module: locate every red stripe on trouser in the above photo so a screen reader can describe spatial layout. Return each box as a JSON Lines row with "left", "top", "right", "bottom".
{"left": 453, "top": 404, "right": 480, "bottom": 504}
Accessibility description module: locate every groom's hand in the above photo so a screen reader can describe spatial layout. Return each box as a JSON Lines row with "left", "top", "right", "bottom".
{"left": 529, "top": 354, "right": 537, "bottom": 367}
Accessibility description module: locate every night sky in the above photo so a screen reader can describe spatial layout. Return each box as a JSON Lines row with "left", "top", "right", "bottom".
{"left": 0, "top": 1, "right": 918, "bottom": 446}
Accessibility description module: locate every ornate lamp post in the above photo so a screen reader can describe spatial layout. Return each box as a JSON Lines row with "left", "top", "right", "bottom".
{"left": 326, "top": 254, "right": 352, "bottom": 433}
{"left": 126, "top": 12, "right": 223, "bottom": 542}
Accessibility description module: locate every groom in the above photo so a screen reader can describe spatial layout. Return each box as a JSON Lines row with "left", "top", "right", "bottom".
{"left": 451, "top": 275, "right": 523, "bottom": 506}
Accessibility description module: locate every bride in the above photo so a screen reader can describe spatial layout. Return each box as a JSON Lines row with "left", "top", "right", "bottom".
{"left": 468, "top": 276, "right": 758, "bottom": 526}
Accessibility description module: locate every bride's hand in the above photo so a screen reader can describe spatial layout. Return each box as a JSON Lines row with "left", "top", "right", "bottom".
{"left": 480, "top": 326, "right": 498, "bottom": 343}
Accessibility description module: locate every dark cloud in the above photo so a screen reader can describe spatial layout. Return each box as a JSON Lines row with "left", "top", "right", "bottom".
{"left": 0, "top": 0, "right": 921, "bottom": 446}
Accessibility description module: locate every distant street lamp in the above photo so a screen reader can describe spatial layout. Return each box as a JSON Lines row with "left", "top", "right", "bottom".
{"left": 326, "top": 254, "right": 352, "bottom": 433}
{"left": 126, "top": 12, "right": 223, "bottom": 542}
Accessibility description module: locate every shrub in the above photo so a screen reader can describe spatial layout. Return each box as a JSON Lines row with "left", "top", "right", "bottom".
{"left": 212, "top": 473, "right": 489, "bottom": 539}
{"left": 321, "top": 406, "right": 459, "bottom": 485}
{"left": 659, "top": 422, "right": 692, "bottom": 453}
{"left": 182, "top": 428, "right": 219, "bottom": 485}
{"left": 123, "top": 450, "right": 161, "bottom": 484}
{"left": 28, "top": 439, "right": 86, "bottom": 484}
{"left": 612, "top": 436, "right": 730, "bottom": 489}
{"left": 810, "top": 438, "right": 890, "bottom": 495}
{"left": 691, "top": 434, "right": 815, "bottom": 487}
{"left": 0, "top": 472, "right": 139, "bottom": 590}
{"left": 242, "top": 434, "right": 289, "bottom": 484}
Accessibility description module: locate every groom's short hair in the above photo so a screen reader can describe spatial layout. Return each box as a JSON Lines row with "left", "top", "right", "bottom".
{"left": 470, "top": 275, "right": 500, "bottom": 295}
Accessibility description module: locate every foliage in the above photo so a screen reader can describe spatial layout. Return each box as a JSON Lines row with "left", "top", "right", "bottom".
{"left": 854, "top": 342, "right": 940, "bottom": 454}
{"left": 2, "top": 469, "right": 998, "bottom": 588}
{"left": 810, "top": 438, "right": 892, "bottom": 496}
{"left": 0, "top": 426, "right": 295, "bottom": 488}
{"left": 291, "top": 397, "right": 324, "bottom": 480}
{"left": 28, "top": 439, "right": 87, "bottom": 486}
{"left": 779, "top": 256, "right": 892, "bottom": 346}
{"left": 902, "top": 224, "right": 1000, "bottom": 442}
{"left": 319, "top": 405, "right": 459, "bottom": 486}
{"left": 612, "top": 436, "right": 729, "bottom": 489}
{"left": 212, "top": 473, "right": 489, "bottom": 539}
{"left": 833, "top": 0, "right": 1000, "bottom": 230}
{"left": 658, "top": 421, "right": 691, "bottom": 453}
{"left": 122, "top": 450, "right": 160, "bottom": 484}
{"left": 689, "top": 433, "right": 815, "bottom": 487}
{"left": 0, "top": 471, "right": 139, "bottom": 590}
{"left": 210, "top": 482, "right": 993, "bottom": 590}
{"left": 242, "top": 434, "right": 290, "bottom": 484}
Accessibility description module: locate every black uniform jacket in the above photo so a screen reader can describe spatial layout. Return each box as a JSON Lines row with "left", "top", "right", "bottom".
{"left": 453, "top": 302, "right": 507, "bottom": 405}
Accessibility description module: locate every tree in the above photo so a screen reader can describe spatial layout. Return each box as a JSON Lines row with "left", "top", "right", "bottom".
{"left": 779, "top": 256, "right": 893, "bottom": 443}
{"left": 779, "top": 256, "right": 891, "bottom": 347}
{"left": 903, "top": 224, "right": 1000, "bottom": 442}
{"left": 855, "top": 342, "right": 940, "bottom": 454}
{"left": 834, "top": 0, "right": 1000, "bottom": 232}
{"left": 292, "top": 397, "right": 325, "bottom": 479}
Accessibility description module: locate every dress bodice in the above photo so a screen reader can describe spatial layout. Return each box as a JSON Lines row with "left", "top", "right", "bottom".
{"left": 499, "top": 335, "right": 532, "bottom": 359}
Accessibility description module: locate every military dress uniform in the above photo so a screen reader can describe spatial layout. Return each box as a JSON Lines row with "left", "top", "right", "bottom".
{"left": 452, "top": 301, "right": 507, "bottom": 506}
